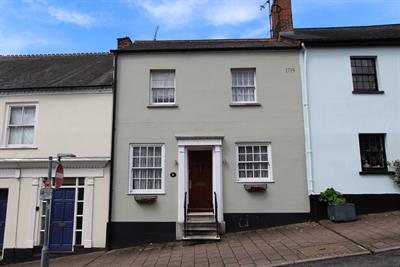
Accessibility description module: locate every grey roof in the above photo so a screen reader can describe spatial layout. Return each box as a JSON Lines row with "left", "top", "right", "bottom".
{"left": 281, "top": 24, "right": 400, "bottom": 44}
{"left": 114, "top": 38, "right": 299, "bottom": 52}
{"left": 0, "top": 53, "right": 113, "bottom": 90}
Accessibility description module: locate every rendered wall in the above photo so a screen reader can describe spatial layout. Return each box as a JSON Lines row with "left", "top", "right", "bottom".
{"left": 306, "top": 47, "right": 400, "bottom": 194}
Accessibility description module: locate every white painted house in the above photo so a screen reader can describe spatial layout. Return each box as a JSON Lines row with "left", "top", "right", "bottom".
{"left": 282, "top": 24, "right": 400, "bottom": 217}
{"left": 0, "top": 53, "right": 113, "bottom": 263}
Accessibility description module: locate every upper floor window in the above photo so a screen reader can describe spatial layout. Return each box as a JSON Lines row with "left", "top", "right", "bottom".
{"left": 129, "top": 144, "right": 165, "bottom": 194}
{"left": 150, "top": 70, "right": 175, "bottom": 104}
{"left": 351, "top": 57, "right": 379, "bottom": 93}
{"left": 6, "top": 104, "right": 37, "bottom": 146}
{"left": 359, "top": 134, "right": 387, "bottom": 173}
{"left": 236, "top": 143, "right": 273, "bottom": 182}
{"left": 231, "top": 69, "right": 256, "bottom": 103}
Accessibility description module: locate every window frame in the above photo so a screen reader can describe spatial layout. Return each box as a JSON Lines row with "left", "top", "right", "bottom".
{"left": 149, "top": 70, "right": 176, "bottom": 106}
{"left": 358, "top": 133, "right": 388, "bottom": 174}
{"left": 128, "top": 143, "right": 166, "bottom": 195}
{"left": 3, "top": 102, "right": 38, "bottom": 148}
{"left": 350, "top": 56, "right": 381, "bottom": 93}
{"left": 231, "top": 68, "right": 257, "bottom": 104}
{"left": 235, "top": 142, "right": 273, "bottom": 183}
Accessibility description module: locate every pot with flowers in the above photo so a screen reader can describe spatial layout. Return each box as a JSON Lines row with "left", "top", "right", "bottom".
{"left": 319, "top": 188, "right": 356, "bottom": 222}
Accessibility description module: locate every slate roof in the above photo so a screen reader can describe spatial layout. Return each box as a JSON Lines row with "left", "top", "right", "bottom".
{"left": 281, "top": 24, "right": 400, "bottom": 44}
{"left": 0, "top": 53, "right": 113, "bottom": 90}
{"left": 114, "top": 38, "right": 299, "bottom": 52}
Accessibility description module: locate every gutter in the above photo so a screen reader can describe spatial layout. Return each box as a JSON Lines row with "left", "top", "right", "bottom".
{"left": 106, "top": 52, "right": 118, "bottom": 250}
{"left": 300, "top": 42, "right": 315, "bottom": 195}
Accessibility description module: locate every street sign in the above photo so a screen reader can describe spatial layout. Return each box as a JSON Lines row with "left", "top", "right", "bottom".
{"left": 55, "top": 164, "right": 64, "bottom": 188}
{"left": 40, "top": 188, "right": 53, "bottom": 200}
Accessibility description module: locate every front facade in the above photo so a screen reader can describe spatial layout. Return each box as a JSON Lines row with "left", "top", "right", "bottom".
{"left": 0, "top": 53, "right": 113, "bottom": 262}
{"left": 282, "top": 24, "right": 400, "bottom": 218}
{"left": 109, "top": 39, "right": 310, "bottom": 248}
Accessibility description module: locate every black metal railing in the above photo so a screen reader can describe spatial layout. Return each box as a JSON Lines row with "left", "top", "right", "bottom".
{"left": 184, "top": 191, "right": 187, "bottom": 237}
{"left": 214, "top": 192, "right": 219, "bottom": 236}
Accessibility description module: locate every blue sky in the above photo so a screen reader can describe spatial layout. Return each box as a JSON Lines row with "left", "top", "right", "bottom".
{"left": 0, "top": 0, "right": 399, "bottom": 55}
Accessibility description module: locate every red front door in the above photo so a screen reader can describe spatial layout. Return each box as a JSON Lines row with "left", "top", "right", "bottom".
{"left": 188, "top": 150, "right": 213, "bottom": 212}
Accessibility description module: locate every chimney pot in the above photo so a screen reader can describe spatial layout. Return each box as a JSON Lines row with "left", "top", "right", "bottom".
{"left": 117, "top": 36, "right": 133, "bottom": 49}
{"left": 271, "top": 0, "right": 293, "bottom": 38}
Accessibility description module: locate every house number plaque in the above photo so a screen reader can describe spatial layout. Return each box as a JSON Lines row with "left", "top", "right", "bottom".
{"left": 170, "top": 172, "right": 176, "bottom": 178}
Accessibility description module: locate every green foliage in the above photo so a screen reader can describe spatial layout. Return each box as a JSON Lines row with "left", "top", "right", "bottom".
{"left": 388, "top": 160, "right": 400, "bottom": 185}
{"left": 319, "top": 188, "right": 346, "bottom": 205}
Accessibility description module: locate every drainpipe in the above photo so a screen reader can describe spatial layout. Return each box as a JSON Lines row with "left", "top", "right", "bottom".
{"left": 14, "top": 170, "right": 22, "bottom": 260}
{"left": 106, "top": 52, "right": 118, "bottom": 250}
{"left": 301, "top": 42, "right": 315, "bottom": 195}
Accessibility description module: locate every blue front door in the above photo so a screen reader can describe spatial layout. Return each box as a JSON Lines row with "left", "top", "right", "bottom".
{"left": 0, "top": 189, "right": 8, "bottom": 251}
{"left": 49, "top": 188, "right": 75, "bottom": 251}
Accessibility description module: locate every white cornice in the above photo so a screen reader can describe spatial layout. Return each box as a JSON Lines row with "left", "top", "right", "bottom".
{"left": 0, "top": 157, "right": 110, "bottom": 169}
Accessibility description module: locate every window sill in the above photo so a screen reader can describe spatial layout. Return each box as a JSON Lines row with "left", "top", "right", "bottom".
{"left": 128, "top": 192, "right": 165, "bottom": 195}
{"left": 236, "top": 180, "right": 274, "bottom": 184}
{"left": 359, "top": 171, "right": 394, "bottom": 175}
{"left": 147, "top": 104, "right": 178, "bottom": 109}
{"left": 352, "top": 90, "right": 384, "bottom": 95}
{"left": 0, "top": 146, "right": 38, "bottom": 150}
{"left": 230, "top": 103, "right": 261, "bottom": 107}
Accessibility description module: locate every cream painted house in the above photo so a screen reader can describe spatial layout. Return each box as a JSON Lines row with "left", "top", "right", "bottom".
{"left": 109, "top": 33, "right": 309, "bottom": 247}
{"left": 0, "top": 53, "right": 113, "bottom": 263}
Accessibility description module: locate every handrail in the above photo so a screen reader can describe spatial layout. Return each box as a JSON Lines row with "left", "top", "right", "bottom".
{"left": 214, "top": 192, "right": 219, "bottom": 236}
{"left": 184, "top": 192, "right": 187, "bottom": 237}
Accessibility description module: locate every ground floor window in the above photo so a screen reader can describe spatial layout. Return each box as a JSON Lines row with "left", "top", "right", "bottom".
{"left": 129, "top": 144, "right": 165, "bottom": 194}
{"left": 359, "top": 134, "right": 387, "bottom": 173}
{"left": 236, "top": 143, "right": 273, "bottom": 182}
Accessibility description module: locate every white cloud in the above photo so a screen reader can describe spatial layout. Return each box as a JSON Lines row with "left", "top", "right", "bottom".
{"left": 47, "top": 6, "right": 96, "bottom": 28}
{"left": 240, "top": 27, "right": 268, "bottom": 38}
{"left": 133, "top": 0, "right": 262, "bottom": 29}
{"left": 135, "top": 0, "right": 196, "bottom": 29}
{"left": 204, "top": 0, "right": 262, "bottom": 26}
{"left": 0, "top": 30, "right": 53, "bottom": 55}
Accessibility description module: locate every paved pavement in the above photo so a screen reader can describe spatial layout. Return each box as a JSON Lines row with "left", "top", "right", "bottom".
{"left": 289, "top": 249, "right": 400, "bottom": 267}
{"left": 6, "top": 211, "right": 400, "bottom": 267}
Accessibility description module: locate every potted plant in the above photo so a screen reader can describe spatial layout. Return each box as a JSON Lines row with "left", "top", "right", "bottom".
{"left": 319, "top": 188, "right": 356, "bottom": 222}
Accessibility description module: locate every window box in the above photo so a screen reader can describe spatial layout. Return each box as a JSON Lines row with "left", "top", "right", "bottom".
{"left": 134, "top": 195, "right": 157, "bottom": 204}
{"left": 243, "top": 184, "right": 267, "bottom": 192}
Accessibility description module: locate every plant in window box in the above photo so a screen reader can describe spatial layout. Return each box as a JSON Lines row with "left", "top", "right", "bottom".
{"left": 319, "top": 188, "right": 356, "bottom": 222}
{"left": 388, "top": 160, "right": 400, "bottom": 185}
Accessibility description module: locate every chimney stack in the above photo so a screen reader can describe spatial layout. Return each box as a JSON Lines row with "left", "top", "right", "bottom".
{"left": 117, "top": 36, "right": 133, "bottom": 49}
{"left": 271, "top": 0, "right": 293, "bottom": 38}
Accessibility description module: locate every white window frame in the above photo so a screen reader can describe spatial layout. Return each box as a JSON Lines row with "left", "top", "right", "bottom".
{"left": 231, "top": 68, "right": 257, "bottom": 104}
{"left": 2, "top": 102, "right": 38, "bottom": 148}
{"left": 235, "top": 142, "right": 273, "bottom": 183}
{"left": 149, "top": 70, "right": 176, "bottom": 105}
{"left": 128, "top": 143, "right": 165, "bottom": 194}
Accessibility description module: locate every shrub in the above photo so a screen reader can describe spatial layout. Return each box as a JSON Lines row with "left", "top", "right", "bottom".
{"left": 319, "top": 188, "right": 346, "bottom": 205}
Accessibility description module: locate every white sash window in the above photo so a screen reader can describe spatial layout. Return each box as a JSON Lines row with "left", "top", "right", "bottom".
{"left": 150, "top": 70, "right": 176, "bottom": 104}
{"left": 6, "top": 104, "right": 37, "bottom": 146}
{"left": 129, "top": 144, "right": 165, "bottom": 194}
{"left": 231, "top": 69, "right": 256, "bottom": 103}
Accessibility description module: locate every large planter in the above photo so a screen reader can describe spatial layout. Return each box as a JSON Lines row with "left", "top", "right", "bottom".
{"left": 327, "top": 203, "right": 356, "bottom": 222}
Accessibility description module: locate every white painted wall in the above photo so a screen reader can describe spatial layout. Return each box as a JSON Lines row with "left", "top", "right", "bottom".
{"left": 306, "top": 47, "right": 400, "bottom": 194}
